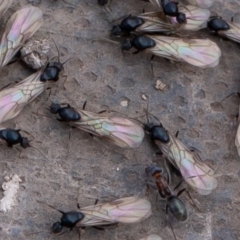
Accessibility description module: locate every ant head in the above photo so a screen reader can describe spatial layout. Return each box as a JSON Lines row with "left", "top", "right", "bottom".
{"left": 122, "top": 39, "right": 133, "bottom": 51}
{"left": 208, "top": 17, "right": 230, "bottom": 31}
{"left": 52, "top": 221, "right": 63, "bottom": 234}
{"left": 111, "top": 25, "right": 123, "bottom": 36}
{"left": 50, "top": 103, "right": 61, "bottom": 114}
{"left": 145, "top": 164, "right": 163, "bottom": 177}
{"left": 177, "top": 12, "right": 186, "bottom": 24}
{"left": 148, "top": 125, "right": 170, "bottom": 143}
{"left": 51, "top": 62, "right": 64, "bottom": 71}
{"left": 21, "top": 137, "right": 31, "bottom": 149}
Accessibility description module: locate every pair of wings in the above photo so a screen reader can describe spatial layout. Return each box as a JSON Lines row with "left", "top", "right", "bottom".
{"left": 154, "top": 132, "right": 217, "bottom": 195}
{"left": 0, "top": 71, "right": 45, "bottom": 124}
{"left": 138, "top": 5, "right": 210, "bottom": 33}
{"left": 0, "top": 3, "right": 42, "bottom": 68}
{"left": 146, "top": 35, "right": 221, "bottom": 68}
{"left": 76, "top": 197, "right": 152, "bottom": 227}
{"left": 68, "top": 109, "right": 145, "bottom": 148}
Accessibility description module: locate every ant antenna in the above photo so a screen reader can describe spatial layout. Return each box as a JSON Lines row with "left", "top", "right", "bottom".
{"left": 144, "top": 98, "right": 161, "bottom": 124}
{"left": 29, "top": 142, "right": 51, "bottom": 161}
{"left": 220, "top": 92, "right": 238, "bottom": 103}
{"left": 52, "top": 38, "right": 61, "bottom": 63}
{"left": 26, "top": 230, "right": 51, "bottom": 236}
{"left": 146, "top": 97, "right": 150, "bottom": 124}
{"left": 37, "top": 201, "right": 65, "bottom": 215}
{"left": 62, "top": 57, "right": 74, "bottom": 66}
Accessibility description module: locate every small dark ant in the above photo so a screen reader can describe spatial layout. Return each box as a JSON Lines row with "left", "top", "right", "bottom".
{"left": 50, "top": 103, "right": 81, "bottom": 122}
{"left": 146, "top": 164, "right": 189, "bottom": 240}
{"left": 0, "top": 129, "right": 30, "bottom": 148}
{"left": 122, "top": 36, "right": 156, "bottom": 52}
{"left": 207, "top": 17, "right": 230, "bottom": 32}
{"left": 0, "top": 128, "right": 50, "bottom": 160}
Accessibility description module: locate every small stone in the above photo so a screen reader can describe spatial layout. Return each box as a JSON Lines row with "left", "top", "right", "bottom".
{"left": 142, "top": 94, "right": 147, "bottom": 100}
{"left": 121, "top": 100, "right": 128, "bottom": 107}
{"left": 21, "top": 38, "right": 50, "bottom": 70}
{"left": 155, "top": 79, "right": 166, "bottom": 90}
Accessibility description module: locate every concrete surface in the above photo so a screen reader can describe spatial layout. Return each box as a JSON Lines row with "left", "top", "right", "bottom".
{"left": 0, "top": 0, "right": 239, "bottom": 239}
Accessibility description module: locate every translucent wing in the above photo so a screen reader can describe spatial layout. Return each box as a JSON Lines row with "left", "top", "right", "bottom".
{"left": 70, "top": 109, "right": 145, "bottom": 148}
{"left": 218, "top": 21, "right": 240, "bottom": 44}
{"left": 148, "top": 0, "right": 161, "bottom": 9}
{"left": 140, "top": 234, "right": 162, "bottom": 240}
{"left": 146, "top": 35, "right": 221, "bottom": 68}
{"left": 235, "top": 114, "right": 240, "bottom": 156}
{"left": 0, "top": 5, "right": 42, "bottom": 67}
{"left": 0, "top": 0, "right": 12, "bottom": 20}
{"left": 154, "top": 133, "right": 217, "bottom": 195}
{"left": 78, "top": 197, "right": 152, "bottom": 227}
{"left": 137, "top": 12, "right": 176, "bottom": 33}
{"left": 185, "top": 0, "right": 214, "bottom": 8}
{"left": 0, "top": 71, "right": 44, "bottom": 124}
{"left": 170, "top": 5, "right": 210, "bottom": 31}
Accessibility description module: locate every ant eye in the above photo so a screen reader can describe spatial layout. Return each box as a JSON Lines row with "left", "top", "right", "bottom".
{"left": 52, "top": 222, "right": 63, "bottom": 234}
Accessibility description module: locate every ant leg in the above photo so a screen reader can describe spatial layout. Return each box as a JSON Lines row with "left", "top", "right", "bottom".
{"left": 62, "top": 75, "right": 68, "bottom": 90}
{"left": 173, "top": 179, "right": 185, "bottom": 192}
{"left": 155, "top": 150, "right": 163, "bottom": 156}
{"left": 150, "top": 55, "right": 155, "bottom": 78}
{"left": 146, "top": 183, "right": 150, "bottom": 196}
{"left": 133, "top": 50, "right": 140, "bottom": 54}
{"left": 82, "top": 101, "right": 87, "bottom": 110}
{"left": 164, "top": 159, "right": 172, "bottom": 185}
{"left": 178, "top": 188, "right": 201, "bottom": 211}
{"left": 155, "top": 193, "right": 162, "bottom": 212}
{"left": 175, "top": 130, "right": 179, "bottom": 138}
{"left": 165, "top": 205, "right": 177, "bottom": 240}
{"left": 15, "top": 147, "right": 24, "bottom": 158}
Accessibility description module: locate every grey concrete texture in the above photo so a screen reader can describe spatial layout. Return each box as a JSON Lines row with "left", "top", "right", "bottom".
{"left": 0, "top": 0, "right": 239, "bottom": 239}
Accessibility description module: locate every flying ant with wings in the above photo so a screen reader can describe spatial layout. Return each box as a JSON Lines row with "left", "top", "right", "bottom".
{"left": 144, "top": 117, "right": 217, "bottom": 195}
{"left": 49, "top": 102, "right": 145, "bottom": 148}
{"left": 146, "top": 164, "right": 189, "bottom": 240}
{"left": 208, "top": 16, "right": 240, "bottom": 44}
{"left": 38, "top": 196, "right": 151, "bottom": 236}
{"left": 0, "top": 54, "right": 65, "bottom": 125}
{"left": 0, "top": 15, "right": 70, "bottom": 125}
{"left": 121, "top": 34, "right": 221, "bottom": 68}
{"left": 143, "top": 0, "right": 186, "bottom": 24}
{"left": 111, "top": 5, "right": 210, "bottom": 36}
{"left": 0, "top": 128, "right": 30, "bottom": 149}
